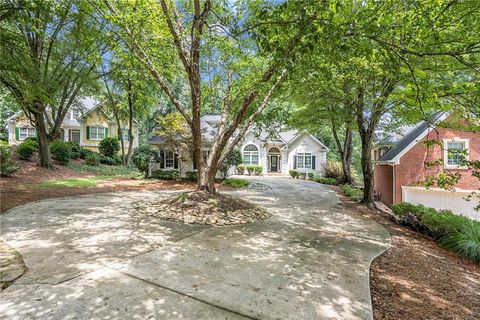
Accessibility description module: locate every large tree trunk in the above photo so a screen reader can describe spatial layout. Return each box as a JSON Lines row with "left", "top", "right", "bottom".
{"left": 33, "top": 111, "right": 52, "bottom": 169}
{"left": 125, "top": 87, "right": 135, "bottom": 166}
{"left": 114, "top": 113, "right": 126, "bottom": 164}
{"left": 331, "top": 122, "right": 353, "bottom": 185}
{"left": 360, "top": 134, "right": 375, "bottom": 208}
{"left": 342, "top": 128, "right": 353, "bottom": 185}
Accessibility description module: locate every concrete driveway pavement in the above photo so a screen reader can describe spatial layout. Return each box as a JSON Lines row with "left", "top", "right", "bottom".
{"left": 0, "top": 176, "right": 389, "bottom": 319}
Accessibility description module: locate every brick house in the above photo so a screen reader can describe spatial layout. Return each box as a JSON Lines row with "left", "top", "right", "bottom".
{"left": 374, "top": 112, "right": 479, "bottom": 220}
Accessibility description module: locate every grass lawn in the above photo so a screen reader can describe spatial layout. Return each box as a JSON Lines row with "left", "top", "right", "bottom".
{"left": 222, "top": 178, "right": 249, "bottom": 188}
{"left": 67, "top": 162, "right": 143, "bottom": 178}
{"left": 34, "top": 177, "right": 98, "bottom": 188}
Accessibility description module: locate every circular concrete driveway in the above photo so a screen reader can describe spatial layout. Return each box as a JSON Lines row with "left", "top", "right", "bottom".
{"left": 1, "top": 177, "right": 389, "bottom": 319}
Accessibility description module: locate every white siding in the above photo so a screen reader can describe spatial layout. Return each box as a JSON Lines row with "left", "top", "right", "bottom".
{"left": 402, "top": 186, "right": 479, "bottom": 221}
{"left": 286, "top": 134, "right": 327, "bottom": 174}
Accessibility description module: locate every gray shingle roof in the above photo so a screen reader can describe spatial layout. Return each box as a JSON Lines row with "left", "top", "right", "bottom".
{"left": 378, "top": 111, "right": 446, "bottom": 162}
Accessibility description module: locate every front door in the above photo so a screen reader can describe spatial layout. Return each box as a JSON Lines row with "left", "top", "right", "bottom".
{"left": 270, "top": 155, "right": 278, "bottom": 172}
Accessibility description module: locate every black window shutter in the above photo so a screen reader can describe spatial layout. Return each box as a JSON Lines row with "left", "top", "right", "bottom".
{"left": 159, "top": 150, "right": 165, "bottom": 169}
{"left": 174, "top": 153, "right": 179, "bottom": 169}
{"left": 293, "top": 155, "right": 297, "bottom": 169}
{"left": 312, "top": 156, "right": 316, "bottom": 169}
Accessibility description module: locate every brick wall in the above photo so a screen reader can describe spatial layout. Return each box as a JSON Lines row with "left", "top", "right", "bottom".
{"left": 374, "top": 164, "right": 394, "bottom": 206}
{"left": 394, "top": 126, "right": 479, "bottom": 204}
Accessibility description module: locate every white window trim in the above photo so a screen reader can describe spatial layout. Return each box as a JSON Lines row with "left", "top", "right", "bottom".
{"left": 164, "top": 150, "right": 175, "bottom": 169}
{"left": 243, "top": 144, "right": 259, "bottom": 165}
{"left": 89, "top": 126, "right": 105, "bottom": 141}
{"left": 19, "top": 127, "right": 36, "bottom": 140}
{"left": 443, "top": 138, "right": 469, "bottom": 169}
{"left": 296, "top": 152, "right": 312, "bottom": 170}
{"left": 71, "top": 108, "right": 80, "bottom": 120}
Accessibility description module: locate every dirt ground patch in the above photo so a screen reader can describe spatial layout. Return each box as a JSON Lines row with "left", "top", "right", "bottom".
{"left": 134, "top": 190, "right": 271, "bottom": 225}
{"left": 334, "top": 187, "right": 480, "bottom": 320}
{"left": 1, "top": 160, "right": 230, "bottom": 214}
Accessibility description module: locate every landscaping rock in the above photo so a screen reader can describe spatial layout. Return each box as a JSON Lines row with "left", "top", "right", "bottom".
{"left": 133, "top": 190, "right": 271, "bottom": 226}
{"left": 0, "top": 240, "right": 26, "bottom": 290}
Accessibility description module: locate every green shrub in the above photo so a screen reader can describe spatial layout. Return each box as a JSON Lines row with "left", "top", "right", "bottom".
{"left": 289, "top": 169, "right": 299, "bottom": 179}
{"left": 0, "top": 144, "right": 18, "bottom": 176}
{"left": 185, "top": 171, "right": 197, "bottom": 181}
{"left": 79, "top": 147, "right": 94, "bottom": 159}
{"left": 51, "top": 139, "right": 71, "bottom": 165}
{"left": 342, "top": 185, "right": 363, "bottom": 201}
{"left": 222, "top": 178, "right": 249, "bottom": 188}
{"left": 314, "top": 177, "right": 337, "bottom": 185}
{"left": 100, "top": 154, "right": 122, "bottom": 166}
{"left": 391, "top": 203, "right": 480, "bottom": 262}
{"left": 23, "top": 137, "right": 39, "bottom": 147}
{"left": 236, "top": 165, "right": 245, "bottom": 175}
{"left": 323, "top": 161, "right": 344, "bottom": 183}
{"left": 253, "top": 165, "right": 263, "bottom": 175}
{"left": 308, "top": 172, "right": 315, "bottom": 180}
{"left": 440, "top": 221, "right": 480, "bottom": 262}
{"left": 132, "top": 145, "right": 158, "bottom": 177}
{"left": 16, "top": 140, "right": 37, "bottom": 160}
{"left": 246, "top": 165, "right": 255, "bottom": 175}
{"left": 99, "top": 137, "right": 120, "bottom": 158}
{"left": 219, "top": 149, "right": 243, "bottom": 179}
{"left": 66, "top": 141, "right": 81, "bottom": 159}
{"left": 85, "top": 152, "right": 100, "bottom": 166}
{"left": 299, "top": 172, "right": 306, "bottom": 179}
{"left": 152, "top": 169, "right": 179, "bottom": 180}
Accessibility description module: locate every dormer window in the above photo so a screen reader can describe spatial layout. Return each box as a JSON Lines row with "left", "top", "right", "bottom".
{"left": 71, "top": 108, "right": 80, "bottom": 119}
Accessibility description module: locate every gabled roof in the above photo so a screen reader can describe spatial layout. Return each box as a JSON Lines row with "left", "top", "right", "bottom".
{"left": 147, "top": 115, "right": 329, "bottom": 151}
{"left": 4, "top": 97, "right": 98, "bottom": 128}
{"left": 378, "top": 111, "right": 448, "bottom": 163}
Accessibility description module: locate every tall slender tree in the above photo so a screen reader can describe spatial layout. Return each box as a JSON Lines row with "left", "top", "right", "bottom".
{"left": 101, "top": 0, "right": 306, "bottom": 192}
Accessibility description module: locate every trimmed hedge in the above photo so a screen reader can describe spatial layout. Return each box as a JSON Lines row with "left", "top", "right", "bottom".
{"left": 289, "top": 169, "right": 299, "bottom": 178}
{"left": 236, "top": 165, "right": 245, "bottom": 175}
{"left": 152, "top": 169, "right": 179, "bottom": 180}
{"left": 308, "top": 172, "right": 315, "bottom": 180}
{"left": 392, "top": 203, "right": 480, "bottom": 262}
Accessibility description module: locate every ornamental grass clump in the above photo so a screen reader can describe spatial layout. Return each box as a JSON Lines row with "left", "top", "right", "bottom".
{"left": 392, "top": 203, "right": 480, "bottom": 262}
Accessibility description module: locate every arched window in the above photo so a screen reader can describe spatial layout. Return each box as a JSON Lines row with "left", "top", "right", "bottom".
{"left": 243, "top": 144, "right": 259, "bottom": 165}
{"left": 269, "top": 147, "right": 280, "bottom": 154}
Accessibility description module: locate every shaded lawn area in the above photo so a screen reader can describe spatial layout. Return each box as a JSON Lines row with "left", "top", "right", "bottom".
{"left": 33, "top": 177, "right": 99, "bottom": 188}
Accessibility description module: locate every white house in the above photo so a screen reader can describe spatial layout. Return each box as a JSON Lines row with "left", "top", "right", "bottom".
{"left": 148, "top": 115, "right": 328, "bottom": 175}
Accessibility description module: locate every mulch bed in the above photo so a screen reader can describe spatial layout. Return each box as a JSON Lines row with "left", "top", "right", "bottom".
{"left": 334, "top": 187, "right": 480, "bottom": 320}
{"left": 134, "top": 190, "right": 271, "bottom": 225}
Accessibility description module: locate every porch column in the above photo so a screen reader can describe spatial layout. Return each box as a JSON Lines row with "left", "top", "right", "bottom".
{"left": 262, "top": 145, "right": 268, "bottom": 174}
{"left": 63, "top": 128, "right": 69, "bottom": 141}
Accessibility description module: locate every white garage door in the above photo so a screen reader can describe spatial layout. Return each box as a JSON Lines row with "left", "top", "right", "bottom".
{"left": 402, "top": 186, "right": 479, "bottom": 221}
